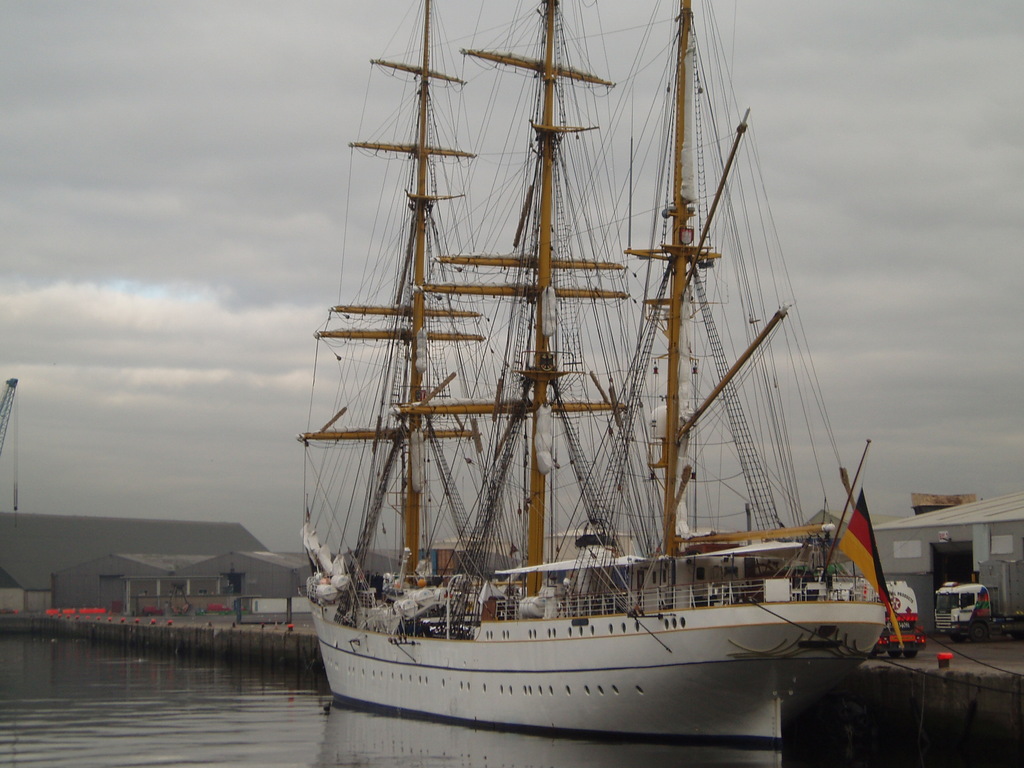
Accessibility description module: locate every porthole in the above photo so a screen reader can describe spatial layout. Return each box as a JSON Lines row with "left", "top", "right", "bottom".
{"left": 584, "top": 685, "right": 591, "bottom": 695}
{"left": 612, "top": 685, "right": 620, "bottom": 694}
{"left": 597, "top": 685, "right": 604, "bottom": 695}
{"left": 565, "top": 685, "right": 572, "bottom": 695}
{"left": 636, "top": 686, "right": 645, "bottom": 695}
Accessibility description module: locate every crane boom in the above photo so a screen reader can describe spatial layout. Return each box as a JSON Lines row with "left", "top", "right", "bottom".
{"left": 0, "top": 378, "right": 17, "bottom": 460}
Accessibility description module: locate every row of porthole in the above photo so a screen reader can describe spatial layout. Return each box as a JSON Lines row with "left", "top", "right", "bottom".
{"left": 357, "top": 667, "right": 432, "bottom": 686}
{"left": 498, "top": 683, "right": 642, "bottom": 697}
{"left": 486, "top": 617, "right": 684, "bottom": 641}
{"left": 344, "top": 663, "right": 647, "bottom": 698}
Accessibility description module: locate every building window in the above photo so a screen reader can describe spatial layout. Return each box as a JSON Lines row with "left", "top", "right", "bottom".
{"left": 893, "top": 540, "right": 922, "bottom": 559}
{"left": 992, "top": 535, "right": 1013, "bottom": 556}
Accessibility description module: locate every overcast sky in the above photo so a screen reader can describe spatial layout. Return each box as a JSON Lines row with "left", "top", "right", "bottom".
{"left": 2, "top": 0, "right": 1022, "bottom": 551}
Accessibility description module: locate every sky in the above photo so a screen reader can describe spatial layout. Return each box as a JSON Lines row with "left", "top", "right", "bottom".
{"left": 2, "top": 0, "right": 1022, "bottom": 552}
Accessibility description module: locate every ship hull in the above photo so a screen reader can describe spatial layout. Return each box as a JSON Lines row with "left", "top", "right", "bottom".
{"left": 312, "top": 600, "right": 882, "bottom": 746}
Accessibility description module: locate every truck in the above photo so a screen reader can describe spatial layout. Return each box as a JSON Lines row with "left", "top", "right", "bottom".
{"left": 872, "top": 580, "right": 927, "bottom": 658}
{"left": 934, "top": 560, "right": 1024, "bottom": 642}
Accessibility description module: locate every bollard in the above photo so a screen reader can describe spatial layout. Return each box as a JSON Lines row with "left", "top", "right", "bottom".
{"left": 937, "top": 652, "right": 953, "bottom": 669}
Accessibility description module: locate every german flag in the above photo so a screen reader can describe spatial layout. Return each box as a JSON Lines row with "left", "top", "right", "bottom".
{"left": 840, "top": 491, "right": 904, "bottom": 646}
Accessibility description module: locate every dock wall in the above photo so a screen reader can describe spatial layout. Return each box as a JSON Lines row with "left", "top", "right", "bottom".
{"left": 0, "top": 616, "right": 324, "bottom": 677}
{"left": 838, "top": 662, "right": 1024, "bottom": 750}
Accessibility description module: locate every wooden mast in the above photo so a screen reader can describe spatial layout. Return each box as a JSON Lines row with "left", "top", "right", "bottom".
{"left": 661, "top": 0, "right": 694, "bottom": 555}
{"left": 520, "top": 0, "right": 560, "bottom": 596}
{"left": 402, "top": 0, "right": 434, "bottom": 565}
{"left": 632, "top": 0, "right": 781, "bottom": 554}
{"left": 302, "top": 0, "right": 476, "bottom": 571}
{"left": 463, "top": 0, "right": 614, "bottom": 595}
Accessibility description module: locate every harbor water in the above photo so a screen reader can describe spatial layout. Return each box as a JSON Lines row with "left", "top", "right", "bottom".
{"left": 0, "top": 633, "right": 1007, "bottom": 768}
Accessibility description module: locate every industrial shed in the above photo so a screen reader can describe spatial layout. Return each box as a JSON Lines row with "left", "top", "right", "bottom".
{"left": 177, "top": 551, "right": 308, "bottom": 611}
{"left": 51, "top": 550, "right": 308, "bottom": 616}
{"left": 874, "top": 490, "right": 1024, "bottom": 631}
{"left": 0, "top": 566, "right": 21, "bottom": 612}
{"left": 52, "top": 553, "right": 211, "bottom": 613}
{"left": 0, "top": 512, "right": 264, "bottom": 612}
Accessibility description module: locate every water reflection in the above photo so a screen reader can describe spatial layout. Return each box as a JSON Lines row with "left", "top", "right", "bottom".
{"left": 0, "top": 634, "right": 327, "bottom": 768}
{"left": 315, "top": 706, "right": 782, "bottom": 768}
{"left": 4, "top": 632, "right": 991, "bottom": 768}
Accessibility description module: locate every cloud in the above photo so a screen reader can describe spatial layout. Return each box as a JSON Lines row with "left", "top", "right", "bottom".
{"left": 0, "top": 279, "right": 317, "bottom": 546}
{"left": 2, "top": 0, "right": 1023, "bottom": 552}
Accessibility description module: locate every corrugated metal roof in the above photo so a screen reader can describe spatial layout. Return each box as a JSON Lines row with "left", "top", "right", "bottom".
{"left": 0, "top": 566, "right": 18, "bottom": 590}
{"left": 243, "top": 551, "right": 307, "bottom": 569}
{"left": 0, "top": 513, "right": 265, "bottom": 590}
{"left": 175, "top": 551, "right": 307, "bottom": 576}
{"left": 114, "top": 554, "right": 212, "bottom": 572}
{"left": 877, "top": 490, "right": 1024, "bottom": 530}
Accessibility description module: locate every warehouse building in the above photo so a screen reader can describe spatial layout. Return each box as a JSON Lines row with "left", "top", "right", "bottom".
{"left": 875, "top": 490, "right": 1024, "bottom": 631}
{"left": 0, "top": 512, "right": 264, "bottom": 612}
{"left": 52, "top": 550, "right": 309, "bottom": 616}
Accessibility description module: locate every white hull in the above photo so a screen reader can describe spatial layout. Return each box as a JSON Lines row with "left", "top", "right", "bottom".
{"left": 312, "top": 600, "right": 882, "bottom": 746}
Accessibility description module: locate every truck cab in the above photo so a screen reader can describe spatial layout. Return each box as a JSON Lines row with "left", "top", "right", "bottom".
{"left": 935, "top": 582, "right": 991, "bottom": 642}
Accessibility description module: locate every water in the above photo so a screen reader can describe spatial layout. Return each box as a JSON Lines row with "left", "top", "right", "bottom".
{"left": 0, "top": 634, "right": 997, "bottom": 767}
{"left": 1, "top": 634, "right": 326, "bottom": 767}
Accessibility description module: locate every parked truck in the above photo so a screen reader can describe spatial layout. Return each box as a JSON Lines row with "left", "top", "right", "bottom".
{"left": 934, "top": 560, "right": 1024, "bottom": 642}
{"left": 872, "top": 580, "right": 927, "bottom": 658}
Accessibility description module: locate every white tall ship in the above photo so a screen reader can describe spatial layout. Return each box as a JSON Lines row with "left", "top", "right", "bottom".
{"left": 300, "top": 0, "right": 884, "bottom": 746}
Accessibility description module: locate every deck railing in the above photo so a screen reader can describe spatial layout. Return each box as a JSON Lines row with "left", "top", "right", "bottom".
{"left": 489, "top": 577, "right": 869, "bottom": 621}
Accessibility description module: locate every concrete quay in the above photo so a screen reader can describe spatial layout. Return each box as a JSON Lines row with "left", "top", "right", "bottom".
{"left": 0, "top": 613, "right": 324, "bottom": 677}
{"left": 821, "top": 635, "right": 1024, "bottom": 758}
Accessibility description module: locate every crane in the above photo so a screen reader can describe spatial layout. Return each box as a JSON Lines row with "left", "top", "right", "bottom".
{"left": 0, "top": 378, "right": 16, "bottom": 460}
{"left": 0, "top": 378, "right": 17, "bottom": 512}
